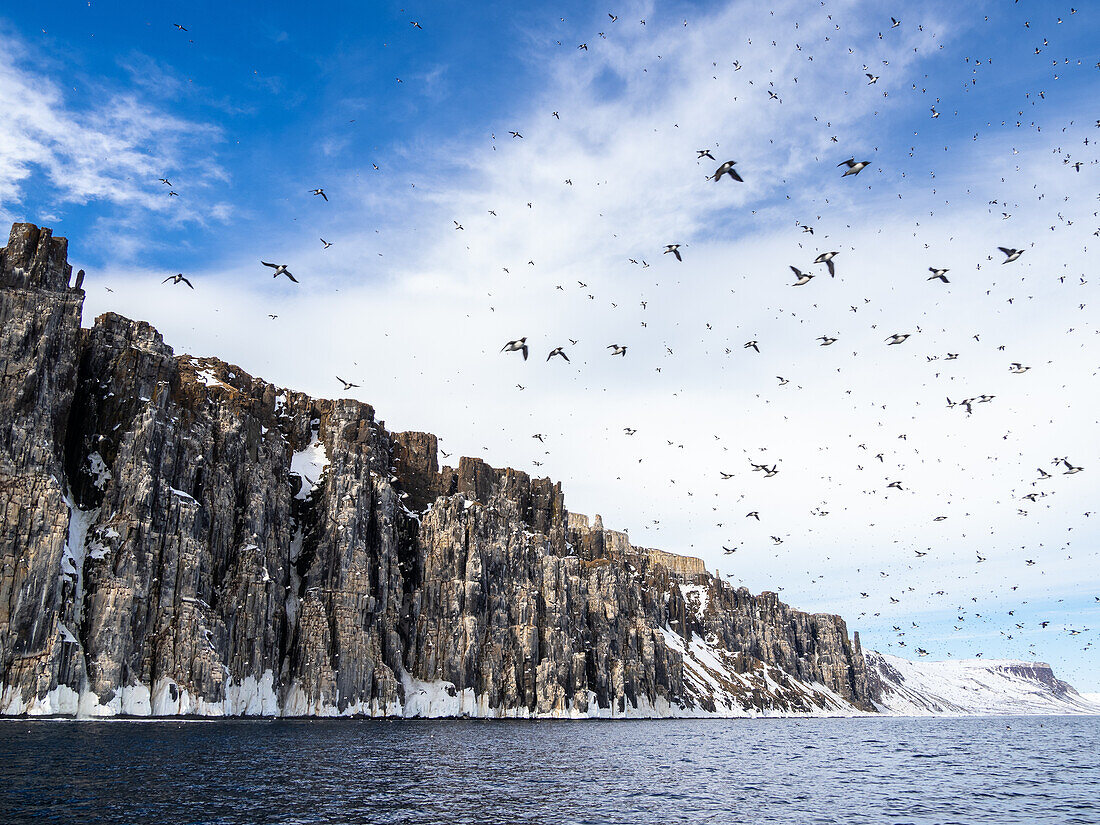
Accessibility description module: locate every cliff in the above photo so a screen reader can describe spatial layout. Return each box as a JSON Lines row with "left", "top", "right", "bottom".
{"left": 0, "top": 222, "right": 875, "bottom": 718}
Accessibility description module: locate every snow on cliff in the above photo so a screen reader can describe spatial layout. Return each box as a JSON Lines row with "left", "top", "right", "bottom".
{"left": 867, "top": 651, "right": 1100, "bottom": 716}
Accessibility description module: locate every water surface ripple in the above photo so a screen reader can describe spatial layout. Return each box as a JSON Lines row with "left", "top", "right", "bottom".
{"left": 1, "top": 716, "right": 1097, "bottom": 824}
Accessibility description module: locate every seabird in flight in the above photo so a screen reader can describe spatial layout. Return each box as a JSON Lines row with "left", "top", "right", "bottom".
{"left": 501, "top": 338, "right": 529, "bottom": 360}
{"left": 814, "top": 251, "right": 838, "bottom": 276}
{"left": 162, "top": 274, "right": 194, "bottom": 289}
{"left": 838, "top": 158, "right": 870, "bottom": 176}
{"left": 790, "top": 266, "right": 814, "bottom": 286}
{"left": 711, "top": 160, "right": 743, "bottom": 182}
{"left": 261, "top": 262, "right": 299, "bottom": 282}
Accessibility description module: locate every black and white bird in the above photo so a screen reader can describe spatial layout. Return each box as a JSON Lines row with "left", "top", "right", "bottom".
{"left": 261, "top": 262, "right": 298, "bottom": 283}
{"left": 501, "top": 338, "right": 529, "bottom": 360}
{"left": 1063, "top": 459, "right": 1084, "bottom": 475}
{"left": 814, "top": 251, "right": 838, "bottom": 276}
{"left": 1009, "top": 362, "right": 1031, "bottom": 374}
{"left": 336, "top": 376, "right": 359, "bottom": 391}
{"left": 885, "top": 333, "right": 910, "bottom": 345}
{"left": 744, "top": 340, "right": 760, "bottom": 353}
{"left": 310, "top": 188, "right": 328, "bottom": 201}
{"left": 790, "top": 266, "right": 814, "bottom": 286}
{"left": 607, "top": 344, "right": 628, "bottom": 357}
{"left": 838, "top": 158, "right": 870, "bottom": 176}
{"left": 547, "top": 346, "right": 570, "bottom": 362}
{"left": 320, "top": 238, "right": 333, "bottom": 249}
{"left": 697, "top": 149, "right": 715, "bottom": 160}
{"left": 162, "top": 273, "right": 194, "bottom": 289}
{"left": 663, "top": 244, "right": 683, "bottom": 261}
{"left": 711, "top": 160, "right": 743, "bottom": 182}
{"left": 818, "top": 335, "right": 838, "bottom": 346}
{"left": 928, "top": 267, "right": 950, "bottom": 283}
{"left": 998, "top": 247, "right": 1025, "bottom": 263}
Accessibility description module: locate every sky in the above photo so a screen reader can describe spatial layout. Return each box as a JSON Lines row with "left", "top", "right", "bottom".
{"left": 1, "top": 0, "right": 1098, "bottom": 687}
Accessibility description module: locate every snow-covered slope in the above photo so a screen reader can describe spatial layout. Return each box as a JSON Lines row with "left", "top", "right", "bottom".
{"left": 867, "top": 651, "right": 1100, "bottom": 716}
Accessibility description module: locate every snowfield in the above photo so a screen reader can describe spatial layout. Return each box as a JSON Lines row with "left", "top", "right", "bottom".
{"left": 867, "top": 651, "right": 1100, "bottom": 716}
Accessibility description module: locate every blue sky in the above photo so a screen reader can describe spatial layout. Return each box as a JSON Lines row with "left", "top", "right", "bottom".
{"left": 2, "top": 0, "right": 1099, "bottom": 688}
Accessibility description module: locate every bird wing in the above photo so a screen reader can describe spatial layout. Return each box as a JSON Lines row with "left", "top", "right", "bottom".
{"left": 729, "top": 168, "right": 744, "bottom": 182}
{"left": 321, "top": 192, "right": 328, "bottom": 201}
{"left": 181, "top": 276, "right": 194, "bottom": 289}
{"left": 838, "top": 158, "right": 854, "bottom": 167}
{"left": 790, "top": 266, "right": 802, "bottom": 276}
{"left": 521, "top": 345, "right": 528, "bottom": 361}
{"left": 673, "top": 249, "right": 682, "bottom": 260}
{"left": 283, "top": 271, "right": 299, "bottom": 283}
{"left": 162, "top": 276, "right": 174, "bottom": 283}
{"left": 561, "top": 352, "right": 570, "bottom": 362}
{"left": 261, "top": 261, "right": 278, "bottom": 268}
{"left": 826, "top": 259, "right": 835, "bottom": 276}
{"left": 998, "top": 247, "right": 1012, "bottom": 255}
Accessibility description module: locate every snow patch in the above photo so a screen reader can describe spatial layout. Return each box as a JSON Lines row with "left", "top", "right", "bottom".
{"left": 291, "top": 430, "right": 329, "bottom": 500}
{"left": 194, "top": 368, "right": 225, "bottom": 388}
{"left": 86, "top": 452, "right": 111, "bottom": 490}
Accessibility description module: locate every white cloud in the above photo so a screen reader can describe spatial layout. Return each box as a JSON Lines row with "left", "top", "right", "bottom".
{"left": 0, "top": 33, "right": 226, "bottom": 226}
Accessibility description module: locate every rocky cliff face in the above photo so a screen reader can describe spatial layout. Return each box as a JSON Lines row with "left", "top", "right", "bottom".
{"left": 0, "top": 223, "right": 875, "bottom": 718}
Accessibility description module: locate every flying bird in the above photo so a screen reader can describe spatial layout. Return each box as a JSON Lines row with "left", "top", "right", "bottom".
{"left": 501, "top": 338, "right": 529, "bottom": 360}
{"left": 547, "top": 347, "right": 570, "bottom": 362}
{"left": 664, "top": 244, "right": 683, "bottom": 261}
{"left": 310, "top": 188, "right": 328, "bottom": 201}
{"left": 998, "top": 247, "right": 1024, "bottom": 263}
{"left": 336, "top": 376, "right": 360, "bottom": 391}
{"left": 838, "top": 158, "right": 870, "bottom": 177}
{"left": 928, "top": 267, "right": 950, "bottom": 283}
{"left": 608, "top": 344, "right": 628, "bottom": 357}
{"left": 162, "top": 274, "right": 194, "bottom": 289}
{"left": 261, "top": 262, "right": 298, "bottom": 283}
{"left": 711, "top": 160, "right": 743, "bottom": 182}
{"left": 790, "top": 266, "right": 814, "bottom": 286}
{"left": 814, "top": 251, "right": 838, "bottom": 276}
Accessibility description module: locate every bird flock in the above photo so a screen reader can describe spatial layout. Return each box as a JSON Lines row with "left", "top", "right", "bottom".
{"left": 104, "top": 3, "right": 1099, "bottom": 668}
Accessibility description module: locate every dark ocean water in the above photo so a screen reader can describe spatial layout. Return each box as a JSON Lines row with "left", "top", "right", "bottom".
{"left": 1, "top": 716, "right": 1098, "bottom": 824}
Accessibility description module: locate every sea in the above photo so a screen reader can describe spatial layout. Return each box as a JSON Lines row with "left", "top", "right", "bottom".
{"left": 1, "top": 716, "right": 1098, "bottom": 824}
